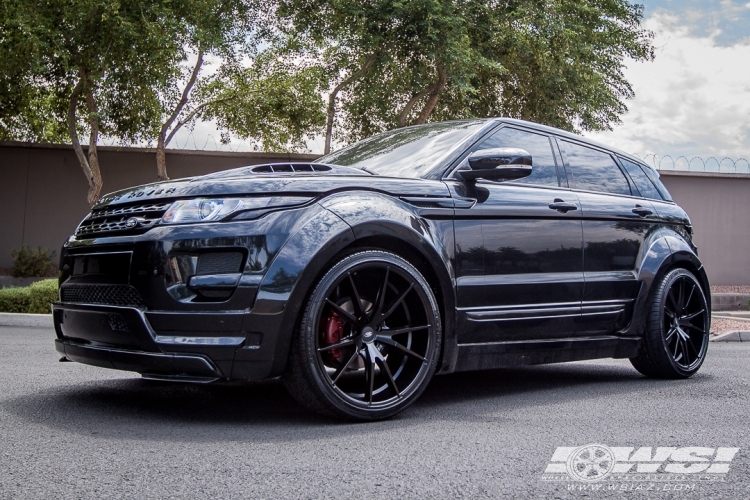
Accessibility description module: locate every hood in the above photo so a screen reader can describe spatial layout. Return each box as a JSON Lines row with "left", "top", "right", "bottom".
{"left": 93, "top": 162, "right": 450, "bottom": 208}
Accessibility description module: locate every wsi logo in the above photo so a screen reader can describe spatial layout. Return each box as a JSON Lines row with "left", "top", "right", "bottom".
{"left": 543, "top": 444, "right": 739, "bottom": 482}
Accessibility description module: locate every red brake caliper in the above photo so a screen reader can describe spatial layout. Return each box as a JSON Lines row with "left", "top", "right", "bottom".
{"left": 322, "top": 311, "right": 345, "bottom": 361}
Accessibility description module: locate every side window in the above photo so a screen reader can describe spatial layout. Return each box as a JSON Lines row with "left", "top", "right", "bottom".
{"left": 474, "top": 127, "right": 559, "bottom": 186}
{"left": 618, "top": 157, "right": 663, "bottom": 200}
{"left": 560, "top": 141, "right": 631, "bottom": 196}
{"left": 640, "top": 162, "right": 673, "bottom": 201}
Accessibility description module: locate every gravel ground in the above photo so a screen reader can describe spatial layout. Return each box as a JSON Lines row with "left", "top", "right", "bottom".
{"left": 708, "top": 286, "right": 750, "bottom": 335}
{"left": 711, "top": 317, "right": 750, "bottom": 335}
{"left": 711, "top": 286, "right": 750, "bottom": 294}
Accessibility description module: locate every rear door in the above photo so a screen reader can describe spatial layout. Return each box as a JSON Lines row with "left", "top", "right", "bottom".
{"left": 557, "top": 139, "right": 659, "bottom": 335}
{"left": 450, "top": 126, "right": 584, "bottom": 343}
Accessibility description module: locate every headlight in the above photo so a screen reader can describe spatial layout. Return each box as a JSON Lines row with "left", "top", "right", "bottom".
{"left": 161, "top": 196, "right": 311, "bottom": 224}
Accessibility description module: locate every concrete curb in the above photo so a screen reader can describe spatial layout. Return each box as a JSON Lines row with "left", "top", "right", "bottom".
{"left": 0, "top": 313, "right": 53, "bottom": 328}
{"left": 711, "top": 331, "right": 750, "bottom": 342}
{"left": 713, "top": 311, "right": 750, "bottom": 318}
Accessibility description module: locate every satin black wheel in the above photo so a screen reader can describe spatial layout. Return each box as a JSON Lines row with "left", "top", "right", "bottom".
{"left": 283, "top": 250, "right": 441, "bottom": 420}
{"left": 630, "top": 268, "right": 709, "bottom": 378}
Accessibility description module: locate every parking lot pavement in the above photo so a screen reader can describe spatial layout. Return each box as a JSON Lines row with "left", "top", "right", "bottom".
{"left": 1, "top": 326, "right": 748, "bottom": 499}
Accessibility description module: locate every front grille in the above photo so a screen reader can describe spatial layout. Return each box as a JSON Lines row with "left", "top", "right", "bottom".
{"left": 75, "top": 202, "right": 171, "bottom": 238}
{"left": 60, "top": 284, "right": 144, "bottom": 307}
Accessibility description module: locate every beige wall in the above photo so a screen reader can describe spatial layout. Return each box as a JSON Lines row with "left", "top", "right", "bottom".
{"left": 0, "top": 142, "right": 316, "bottom": 269}
{"left": 1, "top": 142, "right": 748, "bottom": 285}
{"left": 659, "top": 171, "right": 750, "bottom": 286}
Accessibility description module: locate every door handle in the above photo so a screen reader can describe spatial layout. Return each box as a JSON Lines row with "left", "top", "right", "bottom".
{"left": 632, "top": 204, "right": 653, "bottom": 217}
{"left": 548, "top": 198, "right": 578, "bottom": 213}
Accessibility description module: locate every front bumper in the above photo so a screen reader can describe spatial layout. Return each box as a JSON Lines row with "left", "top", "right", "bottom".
{"left": 53, "top": 302, "right": 274, "bottom": 381}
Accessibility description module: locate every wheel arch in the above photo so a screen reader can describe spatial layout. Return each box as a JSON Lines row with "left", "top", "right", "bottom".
{"left": 624, "top": 230, "right": 711, "bottom": 338}
{"left": 320, "top": 191, "right": 458, "bottom": 374}
{"left": 255, "top": 197, "right": 458, "bottom": 377}
{"left": 341, "top": 231, "right": 457, "bottom": 374}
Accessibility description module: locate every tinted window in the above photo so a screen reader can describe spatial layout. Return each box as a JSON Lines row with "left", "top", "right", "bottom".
{"left": 618, "top": 157, "right": 662, "bottom": 200}
{"left": 318, "top": 120, "right": 487, "bottom": 178}
{"left": 474, "top": 127, "right": 559, "bottom": 186}
{"left": 560, "top": 141, "right": 631, "bottom": 195}
{"left": 640, "top": 163, "right": 673, "bottom": 201}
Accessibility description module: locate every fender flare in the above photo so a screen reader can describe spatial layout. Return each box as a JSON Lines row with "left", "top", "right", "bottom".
{"left": 321, "top": 192, "right": 458, "bottom": 374}
{"left": 622, "top": 228, "right": 710, "bottom": 337}
{"left": 248, "top": 205, "right": 356, "bottom": 375}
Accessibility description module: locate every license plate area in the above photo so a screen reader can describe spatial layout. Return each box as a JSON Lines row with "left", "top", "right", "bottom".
{"left": 66, "top": 252, "right": 132, "bottom": 285}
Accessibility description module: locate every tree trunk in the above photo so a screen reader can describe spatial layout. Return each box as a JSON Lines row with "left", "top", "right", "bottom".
{"left": 415, "top": 63, "right": 447, "bottom": 125}
{"left": 67, "top": 72, "right": 102, "bottom": 206}
{"left": 324, "top": 54, "right": 377, "bottom": 154}
{"left": 157, "top": 50, "right": 204, "bottom": 181}
{"left": 156, "top": 134, "right": 167, "bottom": 181}
{"left": 398, "top": 81, "right": 440, "bottom": 127}
{"left": 85, "top": 89, "right": 103, "bottom": 205}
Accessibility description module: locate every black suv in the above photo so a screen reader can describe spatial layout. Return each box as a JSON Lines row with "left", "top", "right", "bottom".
{"left": 54, "top": 118, "right": 710, "bottom": 420}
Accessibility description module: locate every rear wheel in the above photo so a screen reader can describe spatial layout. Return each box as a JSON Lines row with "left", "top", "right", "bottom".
{"left": 630, "top": 268, "right": 709, "bottom": 378}
{"left": 283, "top": 250, "right": 441, "bottom": 420}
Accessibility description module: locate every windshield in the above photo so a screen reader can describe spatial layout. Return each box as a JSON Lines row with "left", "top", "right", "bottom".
{"left": 318, "top": 120, "right": 488, "bottom": 178}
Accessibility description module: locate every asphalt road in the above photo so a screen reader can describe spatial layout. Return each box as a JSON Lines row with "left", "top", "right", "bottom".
{"left": 1, "top": 327, "right": 748, "bottom": 499}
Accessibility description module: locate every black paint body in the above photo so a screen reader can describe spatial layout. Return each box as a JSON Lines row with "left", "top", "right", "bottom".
{"left": 53, "top": 118, "right": 710, "bottom": 382}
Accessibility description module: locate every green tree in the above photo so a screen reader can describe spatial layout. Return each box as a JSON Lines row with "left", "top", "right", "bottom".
{"left": 456, "top": 0, "right": 654, "bottom": 133}
{"left": 195, "top": 47, "right": 326, "bottom": 152}
{"left": 153, "top": 0, "right": 257, "bottom": 180}
{"left": 280, "top": 0, "right": 654, "bottom": 148}
{"left": 0, "top": 0, "right": 182, "bottom": 204}
{"left": 280, "top": 0, "right": 474, "bottom": 153}
{"left": 149, "top": 1, "right": 327, "bottom": 179}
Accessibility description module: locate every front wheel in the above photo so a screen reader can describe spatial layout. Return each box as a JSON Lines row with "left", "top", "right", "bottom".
{"left": 630, "top": 268, "right": 710, "bottom": 378}
{"left": 283, "top": 250, "right": 442, "bottom": 420}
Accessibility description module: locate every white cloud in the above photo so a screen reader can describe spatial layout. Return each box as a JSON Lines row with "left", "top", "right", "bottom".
{"left": 584, "top": 12, "right": 750, "bottom": 165}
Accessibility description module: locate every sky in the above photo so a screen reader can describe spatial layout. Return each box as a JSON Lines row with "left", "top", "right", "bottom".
{"left": 169, "top": 1, "right": 750, "bottom": 168}
{"left": 583, "top": 0, "right": 750, "bottom": 170}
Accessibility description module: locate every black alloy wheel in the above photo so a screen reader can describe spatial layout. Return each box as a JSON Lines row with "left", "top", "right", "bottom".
{"left": 630, "top": 268, "right": 709, "bottom": 378}
{"left": 283, "top": 250, "right": 441, "bottom": 420}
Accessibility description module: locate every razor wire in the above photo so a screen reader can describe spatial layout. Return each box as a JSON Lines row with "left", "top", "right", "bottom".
{"left": 99, "top": 134, "right": 750, "bottom": 173}
{"left": 99, "top": 132, "right": 263, "bottom": 153}
{"left": 637, "top": 154, "right": 750, "bottom": 174}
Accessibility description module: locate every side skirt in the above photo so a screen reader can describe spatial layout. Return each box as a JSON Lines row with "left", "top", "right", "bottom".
{"left": 453, "top": 336, "right": 640, "bottom": 372}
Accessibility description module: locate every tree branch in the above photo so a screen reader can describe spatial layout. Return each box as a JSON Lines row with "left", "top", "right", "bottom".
{"left": 164, "top": 97, "right": 233, "bottom": 146}
{"left": 415, "top": 63, "right": 447, "bottom": 124}
{"left": 325, "top": 53, "right": 378, "bottom": 154}
{"left": 398, "top": 80, "right": 441, "bottom": 127}
{"left": 156, "top": 49, "right": 204, "bottom": 180}
{"left": 161, "top": 50, "right": 205, "bottom": 145}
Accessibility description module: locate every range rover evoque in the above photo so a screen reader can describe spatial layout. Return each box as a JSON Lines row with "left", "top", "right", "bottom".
{"left": 54, "top": 118, "right": 711, "bottom": 420}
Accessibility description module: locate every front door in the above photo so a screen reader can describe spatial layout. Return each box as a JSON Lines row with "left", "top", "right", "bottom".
{"left": 451, "top": 126, "right": 584, "bottom": 343}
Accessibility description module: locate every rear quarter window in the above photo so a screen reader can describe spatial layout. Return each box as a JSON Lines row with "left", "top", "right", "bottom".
{"left": 639, "top": 162, "right": 673, "bottom": 202}
{"left": 618, "top": 157, "right": 663, "bottom": 200}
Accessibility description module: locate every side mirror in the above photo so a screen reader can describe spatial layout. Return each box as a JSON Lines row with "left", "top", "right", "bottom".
{"left": 459, "top": 148, "right": 533, "bottom": 182}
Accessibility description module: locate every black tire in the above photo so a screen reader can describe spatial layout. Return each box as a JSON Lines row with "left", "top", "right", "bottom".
{"left": 630, "top": 268, "right": 710, "bottom": 378}
{"left": 283, "top": 250, "right": 442, "bottom": 420}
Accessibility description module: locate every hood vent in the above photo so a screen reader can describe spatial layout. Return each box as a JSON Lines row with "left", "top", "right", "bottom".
{"left": 251, "top": 163, "right": 332, "bottom": 174}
